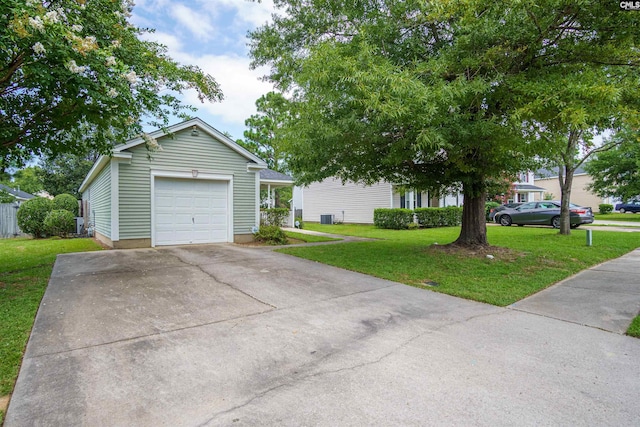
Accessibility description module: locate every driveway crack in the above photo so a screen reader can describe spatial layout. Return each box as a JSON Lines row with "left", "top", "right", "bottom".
{"left": 198, "top": 310, "right": 504, "bottom": 425}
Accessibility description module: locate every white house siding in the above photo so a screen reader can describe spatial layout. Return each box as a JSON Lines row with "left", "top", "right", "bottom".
{"left": 302, "top": 179, "right": 392, "bottom": 224}
{"left": 85, "top": 164, "right": 111, "bottom": 238}
{"left": 118, "top": 128, "right": 258, "bottom": 240}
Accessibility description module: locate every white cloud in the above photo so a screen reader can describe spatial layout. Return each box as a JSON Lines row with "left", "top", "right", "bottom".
{"left": 131, "top": 0, "right": 277, "bottom": 138}
{"left": 170, "top": 3, "right": 215, "bottom": 39}
{"left": 180, "top": 53, "right": 273, "bottom": 128}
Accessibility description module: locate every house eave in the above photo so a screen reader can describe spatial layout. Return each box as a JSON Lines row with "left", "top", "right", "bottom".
{"left": 115, "top": 118, "right": 268, "bottom": 168}
{"left": 79, "top": 152, "right": 132, "bottom": 193}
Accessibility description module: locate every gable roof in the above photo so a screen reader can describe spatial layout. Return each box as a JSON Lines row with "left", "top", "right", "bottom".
{"left": 0, "top": 183, "right": 36, "bottom": 201}
{"left": 535, "top": 166, "right": 588, "bottom": 179}
{"left": 79, "top": 118, "right": 268, "bottom": 192}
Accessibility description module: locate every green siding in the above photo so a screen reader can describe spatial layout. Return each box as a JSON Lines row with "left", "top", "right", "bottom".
{"left": 118, "top": 128, "right": 258, "bottom": 240}
{"left": 88, "top": 163, "right": 111, "bottom": 238}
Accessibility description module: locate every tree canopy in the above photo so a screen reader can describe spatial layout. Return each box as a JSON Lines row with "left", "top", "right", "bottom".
{"left": 585, "top": 128, "right": 640, "bottom": 201}
{"left": 1, "top": 0, "right": 222, "bottom": 165}
{"left": 39, "top": 151, "right": 97, "bottom": 197}
{"left": 242, "top": 91, "right": 291, "bottom": 172}
{"left": 249, "top": 0, "right": 640, "bottom": 246}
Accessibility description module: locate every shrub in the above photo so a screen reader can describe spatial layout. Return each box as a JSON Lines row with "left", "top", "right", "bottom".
{"left": 414, "top": 207, "right": 463, "bottom": 228}
{"left": 261, "top": 208, "right": 289, "bottom": 226}
{"left": 17, "top": 197, "right": 53, "bottom": 238}
{"left": 598, "top": 204, "right": 613, "bottom": 214}
{"left": 254, "top": 225, "right": 288, "bottom": 245}
{"left": 53, "top": 193, "right": 79, "bottom": 215}
{"left": 373, "top": 208, "right": 414, "bottom": 229}
{"left": 44, "top": 210, "right": 76, "bottom": 237}
{"left": 294, "top": 216, "right": 304, "bottom": 229}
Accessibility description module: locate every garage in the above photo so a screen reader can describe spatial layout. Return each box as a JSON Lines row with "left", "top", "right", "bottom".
{"left": 154, "top": 178, "right": 229, "bottom": 246}
{"left": 80, "top": 118, "right": 268, "bottom": 249}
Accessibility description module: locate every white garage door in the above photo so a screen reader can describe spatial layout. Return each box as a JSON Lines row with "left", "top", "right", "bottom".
{"left": 154, "top": 178, "right": 229, "bottom": 246}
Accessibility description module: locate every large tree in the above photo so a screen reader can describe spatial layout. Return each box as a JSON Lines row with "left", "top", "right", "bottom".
{"left": 243, "top": 91, "right": 291, "bottom": 172}
{"left": 39, "top": 151, "right": 98, "bottom": 197}
{"left": 0, "top": 165, "right": 44, "bottom": 194}
{"left": 250, "top": 0, "right": 640, "bottom": 247}
{"left": 1, "top": 0, "right": 222, "bottom": 165}
{"left": 585, "top": 128, "right": 640, "bottom": 202}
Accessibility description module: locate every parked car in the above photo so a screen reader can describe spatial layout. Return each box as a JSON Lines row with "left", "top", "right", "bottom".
{"left": 494, "top": 201, "right": 594, "bottom": 228}
{"left": 615, "top": 201, "right": 640, "bottom": 214}
{"left": 487, "top": 202, "right": 523, "bottom": 222}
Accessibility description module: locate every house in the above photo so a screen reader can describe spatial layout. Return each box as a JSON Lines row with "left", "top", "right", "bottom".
{"left": 79, "top": 118, "right": 268, "bottom": 248}
{"left": 533, "top": 167, "right": 615, "bottom": 208}
{"left": 0, "top": 184, "right": 36, "bottom": 204}
{"left": 293, "top": 172, "right": 547, "bottom": 224}
{"left": 292, "top": 178, "right": 461, "bottom": 224}
{"left": 501, "top": 172, "right": 547, "bottom": 203}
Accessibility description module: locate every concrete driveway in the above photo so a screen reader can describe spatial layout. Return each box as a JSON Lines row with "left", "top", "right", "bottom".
{"left": 6, "top": 244, "right": 640, "bottom": 426}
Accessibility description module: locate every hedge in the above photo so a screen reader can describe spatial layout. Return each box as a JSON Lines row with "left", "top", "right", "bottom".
{"left": 598, "top": 204, "right": 613, "bottom": 214}
{"left": 414, "top": 207, "right": 463, "bottom": 228}
{"left": 44, "top": 209, "right": 76, "bottom": 237}
{"left": 373, "top": 208, "right": 414, "bottom": 229}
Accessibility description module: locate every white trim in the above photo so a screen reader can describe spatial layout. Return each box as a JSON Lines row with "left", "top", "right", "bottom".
{"left": 260, "top": 179, "right": 294, "bottom": 186}
{"left": 255, "top": 171, "right": 261, "bottom": 227}
{"left": 110, "top": 161, "right": 119, "bottom": 241}
{"left": 150, "top": 169, "right": 234, "bottom": 247}
{"left": 389, "top": 185, "right": 394, "bottom": 208}
{"left": 79, "top": 152, "right": 132, "bottom": 193}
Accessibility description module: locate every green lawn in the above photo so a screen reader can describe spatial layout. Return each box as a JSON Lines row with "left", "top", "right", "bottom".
{"left": 595, "top": 213, "right": 640, "bottom": 222}
{"left": 0, "top": 237, "right": 102, "bottom": 422}
{"left": 278, "top": 224, "right": 640, "bottom": 308}
{"left": 284, "top": 230, "right": 342, "bottom": 243}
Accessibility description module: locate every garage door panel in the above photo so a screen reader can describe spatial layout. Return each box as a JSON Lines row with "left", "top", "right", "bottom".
{"left": 154, "top": 178, "right": 229, "bottom": 246}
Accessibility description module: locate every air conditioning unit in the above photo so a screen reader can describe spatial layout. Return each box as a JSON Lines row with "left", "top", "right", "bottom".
{"left": 320, "top": 214, "right": 334, "bottom": 225}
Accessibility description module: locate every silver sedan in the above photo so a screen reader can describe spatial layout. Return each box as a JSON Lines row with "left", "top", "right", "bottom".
{"left": 495, "top": 201, "right": 594, "bottom": 229}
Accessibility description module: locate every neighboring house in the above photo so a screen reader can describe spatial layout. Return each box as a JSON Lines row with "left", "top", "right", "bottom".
{"left": 79, "top": 118, "right": 268, "bottom": 248}
{"left": 0, "top": 183, "right": 36, "bottom": 204}
{"left": 292, "top": 178, "right": 461, "bottom": 224}
{"left": 534, "top": 167, "right": 615, "bottom": 208}
{"left": 506, "top": 172, "right": 547, "bottom": 203}
{"left": 294, "top": 172, "right": 547, "bottom": 224}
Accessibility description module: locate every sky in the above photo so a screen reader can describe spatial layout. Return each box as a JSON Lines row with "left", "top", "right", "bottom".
{"left": 130, "top": 0, "right": 278, "bottom": 141}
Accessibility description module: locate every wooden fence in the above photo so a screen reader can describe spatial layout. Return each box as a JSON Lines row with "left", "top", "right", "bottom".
{"left": 0, "top": 203, "right": 22, "bottom": 238}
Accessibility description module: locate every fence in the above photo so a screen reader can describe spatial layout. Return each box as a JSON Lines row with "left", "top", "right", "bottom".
{"left": 0, "top": 203, "right": 22, "bottom": 238}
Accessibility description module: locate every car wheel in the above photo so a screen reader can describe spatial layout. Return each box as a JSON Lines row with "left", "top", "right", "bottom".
{"left": 619, "top": 208, "right": 626, "bottom": 214}
{"left": 571, "top": 224, "right": 579, "bottom": 229}
{"left": 500, "top": 215, "right": 512, "bottom": 226}
{"left": 551, "top": 216, "right": 561, "bottom": 229}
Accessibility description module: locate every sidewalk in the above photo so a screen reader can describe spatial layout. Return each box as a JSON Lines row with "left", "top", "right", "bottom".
{"left": 510, "top": 248, "right": 640, "bottom": 334}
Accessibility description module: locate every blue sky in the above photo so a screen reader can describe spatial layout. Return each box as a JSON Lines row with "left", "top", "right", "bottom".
{"left": 131, "top": 0, "right": 277, "bottom": 141}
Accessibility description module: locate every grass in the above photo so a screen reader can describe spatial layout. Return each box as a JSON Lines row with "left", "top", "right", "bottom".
{"left": 284, "top": 230, "right": 342, "bottom": 243}
{"left": 627, "top": 316, "right": 640, "bottom": 338}
{"left": 277, "top": 224, "right": 640, "bottom": 307}
{"left": 0, "top": 237, "right": 102, "bottom": 422}
{"left": 595, "top": 213, "right": 640, "bottom": 222}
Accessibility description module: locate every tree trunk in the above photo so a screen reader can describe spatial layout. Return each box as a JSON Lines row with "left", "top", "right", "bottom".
{"left": 453, "top": 181, "right": 488, "bottom": 247}
{"left": 558, "top": 165, "right": 574, "bottom": 235}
